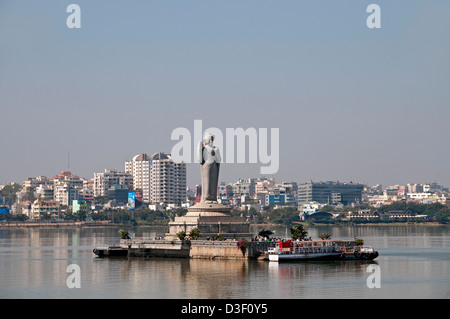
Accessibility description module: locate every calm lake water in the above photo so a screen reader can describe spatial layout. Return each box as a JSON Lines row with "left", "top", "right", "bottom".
{"left": 0, "top": 224, "right": 449, "bottom": 299}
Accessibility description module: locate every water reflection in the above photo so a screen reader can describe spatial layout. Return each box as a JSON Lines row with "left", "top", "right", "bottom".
{"left": 87, "top": 257, "right": 383, "bottom": 299}
{"left": 0, "top": 225, "right": 449, "bottom": 298}
{"left": 90, "top": 258, "right": 268, "bottom": 298}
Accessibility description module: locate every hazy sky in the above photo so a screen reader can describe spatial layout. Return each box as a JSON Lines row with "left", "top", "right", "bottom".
{"left": 1, "top": 1, "right": 449, "bottom": 188}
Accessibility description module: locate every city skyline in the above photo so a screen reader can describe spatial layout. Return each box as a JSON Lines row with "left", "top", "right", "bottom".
{"left": 1, "top": 1, "right": 449, "bottom": 188}
{"left": 9, "top": 156, "right": 450, "bottom": 192}
{"left": 1, "top": 131, "right": 449, "bottom": 190}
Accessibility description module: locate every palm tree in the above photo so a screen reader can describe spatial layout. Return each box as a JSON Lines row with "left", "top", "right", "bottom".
{"left": 319, "top": 233, "right": 331, "bottom": 240}
{"left": 176, "top": 231, "right": 187, "bottom": 240}
{"left": 258, "top": 228, "right": 273, "bottom": 238}
{"left": 118, "top": 229, "right": 130, "bottom": 239}
{"left": 188, "top": 227, "right": 200, "bottom": 240}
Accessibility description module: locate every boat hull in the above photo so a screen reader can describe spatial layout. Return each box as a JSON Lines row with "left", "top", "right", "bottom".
{"left": 268, "top": 251, "right": 379, "bottom": 262}
{"left": 269, "top": 252, "right": 342, "bottom": 262}
{"left": 339, "top": 251, "right": 379, "bottom": 261}
{"left": 93, "top": 247, "right": 128, "bottom": 257}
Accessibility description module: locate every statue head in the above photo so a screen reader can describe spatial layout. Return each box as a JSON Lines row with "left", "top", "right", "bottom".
{"left": 203, "top": 132, "right": 214, "bottom": 146}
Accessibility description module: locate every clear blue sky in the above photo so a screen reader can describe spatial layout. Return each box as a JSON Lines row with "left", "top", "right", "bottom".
{"left": 1, "top": 1, "right": 449, "bottom": 188}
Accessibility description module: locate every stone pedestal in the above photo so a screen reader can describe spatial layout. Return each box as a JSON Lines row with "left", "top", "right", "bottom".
{"left": 165, "top": 202, "right": 252, "bottom": 240}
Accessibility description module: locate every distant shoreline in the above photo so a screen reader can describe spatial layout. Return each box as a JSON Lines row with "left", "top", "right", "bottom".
{"left": 307, "top": 222, "right": 445, "bottom": 227}
{"left": 250, "top": 222, "right": 447, "bottom": 228}
{"left": 0, "top": 220, "right": 118, "bottom": 228}
{"left": 0, "top": 220, "right": 446, "bottom": 228}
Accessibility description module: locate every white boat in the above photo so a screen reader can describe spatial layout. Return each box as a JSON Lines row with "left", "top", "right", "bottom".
{"left": 268, "top": 239, "right": 378, "bottom": 262}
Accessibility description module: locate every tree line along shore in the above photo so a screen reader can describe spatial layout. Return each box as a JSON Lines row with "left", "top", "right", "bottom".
{"left": 1, "top": 201, "right": 448, "bottom": 227}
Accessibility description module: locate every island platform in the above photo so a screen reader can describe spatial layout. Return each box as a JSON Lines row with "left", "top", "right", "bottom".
{"left": 93, "top": 239, "right": 270, "bottom": 260}
{"left": 93, "top": 238, "right": 379, "bottom": 261}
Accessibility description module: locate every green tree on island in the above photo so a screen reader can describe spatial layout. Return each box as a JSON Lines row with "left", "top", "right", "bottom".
{"left": 176, "top": 231, "right": 187, "bottom": 240}
{"left": 258, "top": 228, "right": 273, "bottom": 238}
{"left": 118, "top": 229, "right": 131, "bottom": 239}
{"left": 435, "top": 211, "right": 448, "bottom": 224}
{"left": 237, "top": 239, "right": 249, "bottom": 256}
{"left": 188, "top": 227, "right": 200, "bottom": 240}
{"left": 290, "top": 225, "right": 308, "bottom": 240}
{"left": 319, "top": 233, "right": 331, "bottom": 240}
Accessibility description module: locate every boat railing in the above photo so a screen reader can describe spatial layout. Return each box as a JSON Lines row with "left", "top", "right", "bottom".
{"left": 269, "top": 245, "right": 339, "bottom": 255}
{"left": 268, "top": 247, "right": 281, "bottom": 254}
{"left": 269, "top": 240, "right": 367, "bottom": 255}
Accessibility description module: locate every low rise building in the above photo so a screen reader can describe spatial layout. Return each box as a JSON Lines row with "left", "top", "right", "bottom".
{"left": 72, "top": 200, "right": 88, "bottom": 214}
{"left": 297, "top": 181, "right": 364, "bottom": 206}
{"left": 384, "top": 211, "right": 428, "bottom": 220}
{"left": 31, "top": 198, "right": 60, "bottom": 220}
{"left": 265, "top": 193, "right": 296, "bottom": 207}
{"left": 347, "top": 209, "right": 381, "bottom": 220}
{"left": 23, "top": 176, "right": 53, "bottom": 190}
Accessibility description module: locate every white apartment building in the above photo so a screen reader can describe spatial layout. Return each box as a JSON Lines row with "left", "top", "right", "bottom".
{"left": 255, "top": 178, "right": 276, "bottom": 195}
{"left": 125, "top": 153, "right": 151, "bottom": 202}
{"left": 125, "top": 152, "right": 186, "bottom": 205}
{"left": 230, "top": 178, "right": 255, "bottom": 197}
{"left": 23, "top": 176, "right": 53, "bottom": 190}
{"left": 93, "top": 169, "right": 133, "bottom": 197}
{"left": 53, "top": 171, "right": 84, "bottom": 206}
{"left": 407, "top": 192, "right": 446, "bottom": 204}
{"left": 149, "top": 152, "right": 186, "bottom": 206}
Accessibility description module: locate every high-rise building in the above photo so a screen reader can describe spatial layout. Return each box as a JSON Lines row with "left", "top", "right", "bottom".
{"left": 149, "top": 152, "right": 186, "bottom": 206}
{"left": 297, "top": 181, "right": 364, "bottom": 206}
{"left": 93, "top": 169, "right": 133, "bottom": 197}
{"left": 125, "top": 152, "right": 186, "bottom": 205}
{"left": 125, "top": 153, "right": 151, "bottom": 202}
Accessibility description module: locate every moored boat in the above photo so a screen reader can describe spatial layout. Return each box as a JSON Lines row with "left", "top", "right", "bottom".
{"left": 268, "top": 239, "right": 379, "bottom": 262}
{"left": 93, "top": 246, "right": 128, "bottom": 257}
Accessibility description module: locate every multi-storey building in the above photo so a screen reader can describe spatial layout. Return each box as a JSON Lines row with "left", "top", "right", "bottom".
{"left": 54, "top": 183, "right": 79, "bottom": 206}
{"left": 255, "top": 178, "right": 276, "bottom": 195}
{"left": 264, "top": 185, "right": 297, "bottom": 207}
{"left": 125, "top": 152, "right": 186, "bottom": 205}
{"left": 23, "top": 176, "right": 53, "bottom": 190}
{"left": 125, "top": 153, "right": 151, "bottom": 202}
{"left": 78, "top": 188, "right": 94, "bottom": 202}
{"left": 93, "top": 169, "right": 133, "bottom": 197}
{"left": 36, "top": 185, "right": 54, "bottom": 201}
{"left": 280, "top": 182, "right": 298, "bottom": 196}
{"left": 72, "top": 200, "right": 88, "bottom": 214}
{"left": 31, "top": 198, "right": 60, "bottom": 220}
{"left": 149, "top": 152, "right": 186, "bottom": 206}
{"left": 53, "top": 171, "right": 84, "bottom": 206}
{"left": 230, "top": 178, "right": 255, "bottom": 198}
{"left": 297, "top": 181, "right": 364, "bottom": 206}
{"left": 218, "top": 182, "right": 233, "bottom": 200}
{"left": 265, "top": 193, "right": 296, "bottom": 207}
